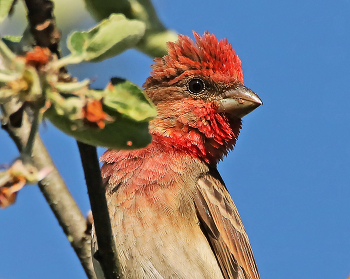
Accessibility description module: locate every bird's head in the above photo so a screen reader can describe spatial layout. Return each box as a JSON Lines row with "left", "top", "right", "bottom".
{"left": 143, "top": 31, "right": 262, "bottom": 165}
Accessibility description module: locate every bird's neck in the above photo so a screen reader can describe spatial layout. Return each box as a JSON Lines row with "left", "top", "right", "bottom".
{"left": 149, "top": 98, "right": 241, "bottom": 165}
{"left": 100, "top": 98, "right": 241, "bottom": 195}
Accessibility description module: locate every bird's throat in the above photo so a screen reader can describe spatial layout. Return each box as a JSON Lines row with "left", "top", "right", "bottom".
{"left": 149, "top": 99, "right": 242, "bottom": 165}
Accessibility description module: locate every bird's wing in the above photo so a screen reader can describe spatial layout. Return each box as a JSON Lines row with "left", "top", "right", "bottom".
{"left": 194, "top": 168, "right": 260, "bottom": 279}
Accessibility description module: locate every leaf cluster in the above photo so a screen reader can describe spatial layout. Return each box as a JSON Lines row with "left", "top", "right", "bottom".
{"left": 1, "top": 12, "right": 156, "bottom": 150}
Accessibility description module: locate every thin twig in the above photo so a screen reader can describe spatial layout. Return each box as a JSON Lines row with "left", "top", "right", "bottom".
{"left": 1, "top": 101, "right": 96, "bottom": 279}
{"left": 21, "top": 0, "right": 120, "bottom": 277}
{"left": 6, "top": 0, "right": 98, "bottom": 277}
{"left": 22, "top": 106, "right": 41, "bottom": 159}
{"left": 77, "top": 142, "right": 122, "bottom": 279}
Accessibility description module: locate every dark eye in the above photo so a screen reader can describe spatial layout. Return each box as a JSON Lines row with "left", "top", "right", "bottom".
{"left": 187, "top": 78, "right": 205, "bottom": 94}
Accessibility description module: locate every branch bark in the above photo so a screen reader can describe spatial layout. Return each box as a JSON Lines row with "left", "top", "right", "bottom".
{"left": 0, "top": 0, "right": 98, "bottom": 278}
{"left": 7, "top": 0, "right": 123, "bottom": 277}
{"left": 1, "top": 101, "right": 96, "bottom": 279}
{"left": 24, "top": 0, "right": 61, "bottom": 56}
{"left": 77, "top": 142, "right": 122, "bottom": 279}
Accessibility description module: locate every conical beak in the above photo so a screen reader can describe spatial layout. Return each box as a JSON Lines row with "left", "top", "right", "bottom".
{"left": 217, "top": 84, "right": 262, "bottom": 118}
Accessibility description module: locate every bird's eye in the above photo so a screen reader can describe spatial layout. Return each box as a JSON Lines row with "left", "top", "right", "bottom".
{"left": 187, "top": 78, "right": 205, "bottom": 94}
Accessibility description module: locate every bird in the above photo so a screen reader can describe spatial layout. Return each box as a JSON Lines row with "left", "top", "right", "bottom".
{"left": 93, "top": 31, "right": 262, "bottom": 279}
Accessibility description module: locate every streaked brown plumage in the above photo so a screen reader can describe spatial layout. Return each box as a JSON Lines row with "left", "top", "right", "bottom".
{"left": 92, "top": 31, "right": 262, "bottom": 279}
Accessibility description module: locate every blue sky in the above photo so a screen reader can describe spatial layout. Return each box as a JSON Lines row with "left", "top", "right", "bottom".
{"left": 1, "top": 0, "right": 350, "bottom": 278}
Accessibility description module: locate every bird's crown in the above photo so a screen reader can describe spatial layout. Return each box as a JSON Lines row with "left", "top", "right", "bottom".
{"left": 149, "top": 31, "right": 244, "bottom": 85}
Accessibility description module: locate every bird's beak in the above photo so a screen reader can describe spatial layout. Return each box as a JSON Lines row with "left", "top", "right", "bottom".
{"left": 217, "top": 84, "right": 262, "bottom": 118}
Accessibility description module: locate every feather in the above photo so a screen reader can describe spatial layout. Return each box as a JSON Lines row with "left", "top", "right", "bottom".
{"left": 195, "top": 169, "right": 260, "bottom": 279}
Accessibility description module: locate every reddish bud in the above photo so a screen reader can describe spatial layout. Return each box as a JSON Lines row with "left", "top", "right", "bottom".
{"left": 0, "top": 176, "right": 26, "bottom": 208}
{"left": 25, "top": 46, "right": 51, "bottom": 68}
{"left": 83, "top": 99, "right": 112, "bottom": 129}
{"left": 0, "top": 161, "right": 52, "bottom": 208}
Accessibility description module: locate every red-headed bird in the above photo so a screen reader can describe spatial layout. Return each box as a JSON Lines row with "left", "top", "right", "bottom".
{"left": 96, "top": 32, "right": 262, "bottom": 279}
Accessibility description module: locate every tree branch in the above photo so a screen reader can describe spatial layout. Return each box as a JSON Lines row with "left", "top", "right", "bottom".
{"left": 1, "top": 101, "right": 96, "bottom": 279}
{"left": 77, "top": 141, "right": 122, "bottom": 279}
{"left": 0, "top": 0, "right": 98, "bottom": 278}
{"left": 17, "top": 0, "right": 133, "bottom": 278}
{"left": 24, "top": 0, "right": 61, "bottom": 56}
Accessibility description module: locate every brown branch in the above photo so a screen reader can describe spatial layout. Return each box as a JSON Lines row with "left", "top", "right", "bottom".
{"left": 1, "top": 101, "right": 96, "bottom": 279}
{"left": 0, "top": 0, "right": 97, "bottom": 277}
{"left": 77, "top": 141, "right": 122, "bottom": 279}
{"left": 20, "top": 1, "right": 120, "bottom": 278}
{"left": 24, "top": 0, "right": 61, "bottom": 57}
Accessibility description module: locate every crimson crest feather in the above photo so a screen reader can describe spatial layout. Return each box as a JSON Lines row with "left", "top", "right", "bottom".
{"left": 148, "top": 31, "right": 244, "bottom": 86}
{"left": 93, "top": 32, "right": 262, "bottom": 279}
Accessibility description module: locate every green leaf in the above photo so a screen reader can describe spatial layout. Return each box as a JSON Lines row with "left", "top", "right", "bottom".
{"left": 104, "top": 78, "right": 156, "bottom": 121}
{"left": 2, "top": 35, "right": 23, "bottom": 54}
{"left": 47, "top": 106, "right": 152, "bottom": 150}
{"left": 44, "top": 78, "right": 156, "bottom": 150}
{"left": 46, "top": 90, "right": 84, "bottom": 120}
{"left": 0, "top": 0, "right": 14, "bottom": 23}
{"left": 83, "top": 0, "right": 178, "bottom": 58}
{"left": 67, "top": 13, "right": 145, "bottom": 63}
{"left": 3, "top": 35, "right": 22, "bottom": 43}
{"left": 0, "top": 38, "right": 26, "bottom": 74}
{"left": 0, "top": 38, "right": 16, "bottom": 67}
{"left": 54, "top": 79, "right": 90, "bottom": 93}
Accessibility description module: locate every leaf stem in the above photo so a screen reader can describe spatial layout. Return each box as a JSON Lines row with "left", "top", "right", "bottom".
{"left": 51, "top": 54, "right": 83, "bottom": 70}
{"left": 22, "top": 106, "right": 41, "bottom": 160}
{"left": 1, "top": 100, "right": 97, "bottom": 279}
